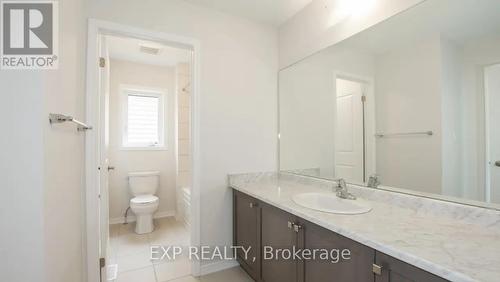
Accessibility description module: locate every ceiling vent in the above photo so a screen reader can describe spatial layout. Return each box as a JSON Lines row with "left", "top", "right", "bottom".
{"left": 139, "top": 44, "right": 162, "bottom": 55}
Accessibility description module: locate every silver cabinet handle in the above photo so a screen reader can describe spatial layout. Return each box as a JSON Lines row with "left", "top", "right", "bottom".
{"left": 495, "top": 161, "right": 500, "bottom": 167}
{"left": 287, "top": 221, "right": 302, "bottom": 232}
{"left": 372, "top": 264, "right": 383, "bottom": 275}
{"left": 107, "top": 166, "right": 115, "bottom": 171}
{"left": 249, "top": 202, "right": 258, "bottom": 208}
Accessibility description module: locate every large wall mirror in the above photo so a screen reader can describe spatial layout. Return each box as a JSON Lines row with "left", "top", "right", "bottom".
{"left": 279, "top": 0, "right": 500, "bottom": 208}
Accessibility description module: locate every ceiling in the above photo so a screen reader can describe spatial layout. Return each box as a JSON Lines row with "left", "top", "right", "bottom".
{"left": 335, "top": 0, "right": 500, "bottom": 55}
{"left": 107, "top": 35, "right": 192, "bottom": 67}
{"left": 183, "top": 0, "right": 312, "bottom": 26}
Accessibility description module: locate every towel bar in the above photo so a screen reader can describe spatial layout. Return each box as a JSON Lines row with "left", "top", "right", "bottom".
{"left": 49, "top": 113, "right": 92, "bottom": 131}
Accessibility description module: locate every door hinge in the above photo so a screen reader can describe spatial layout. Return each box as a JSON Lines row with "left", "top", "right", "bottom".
{"left": 99, "top": 57, "right": 106, "bottom": 68}
{"left": 361, "top": 95, "right": 366, "bottom": 102}
{"left": 372, "top": 263, "right": 382, "bottom": 275}
{"left": 100, "top": 257, "right": 106, "bottom": 268}
{"left": 99, "top": 257, "right": 106, "bottom": 282}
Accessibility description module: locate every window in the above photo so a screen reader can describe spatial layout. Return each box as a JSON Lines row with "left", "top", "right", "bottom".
{"left": 122, "top": 87, "right": 165, "bottom": 149}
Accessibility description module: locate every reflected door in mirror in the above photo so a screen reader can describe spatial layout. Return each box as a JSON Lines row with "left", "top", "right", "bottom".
{"left": 335, "top": 78, "right": 365, "bottom": 183}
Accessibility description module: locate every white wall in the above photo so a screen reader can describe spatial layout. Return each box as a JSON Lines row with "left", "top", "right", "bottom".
{"left": 43, "top": 0, "right": 87, "bottom": 281}
{"left": 373, "top": 33, "right": 500, "bottom": 201}
{"left": 0, "top": 72, "right": 46, "bottom": 282}
{"left": 278, "top": 0, "right": 425, "bottom": 68}
{"left": 108, "top": 59, "right": 177, "bottom": 221}
{"left": 374, "top": 36, "right": 442, "bottom": 194}
{"left": 440, "top": 36, "right": 463, "bottom": 197}
{"left": 0, "top": 0, "right": 86, "bottom": 280}
{"left": 88, "top": 0, "right": 278, "bottom": 269}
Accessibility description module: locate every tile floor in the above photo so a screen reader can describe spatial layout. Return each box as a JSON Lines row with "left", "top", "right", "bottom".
{"left": 109, "top": 217, "right": 252, "bottom": 282}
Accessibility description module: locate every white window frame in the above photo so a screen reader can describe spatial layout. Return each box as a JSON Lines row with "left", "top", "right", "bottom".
{"left": 120, "top": 84, "right": 167, "bottom": 150}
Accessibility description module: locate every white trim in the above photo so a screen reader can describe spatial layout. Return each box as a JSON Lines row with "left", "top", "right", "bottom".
{"left": 118, "top": 146, "right": 168, "bottom": 151}
{"left": 109, "top": 210, "right": 176, "bottom": 225}
{"left": 85, "top": 20, "right": 100, "bottom": 282}
{"left": 484, "top": 64, "right": 495, "bottom": 203}
{"left": 85, "top": 19, "right": 202, "bottom": 282}
{"left": 199, "top": 260, "right": 239, "bottom": 276}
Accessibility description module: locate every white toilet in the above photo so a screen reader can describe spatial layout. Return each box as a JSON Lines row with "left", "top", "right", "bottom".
{"left": 128, "top": 171, "right": 160, "bottom": 234}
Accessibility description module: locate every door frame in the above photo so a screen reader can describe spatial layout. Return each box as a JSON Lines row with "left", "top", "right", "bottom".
{"left": 484, "top": 63, "right": 500, "bottom": 203}
{"left": 332, "top": 71, "right": 376, "bottom": 185}
{"left": 85, "top": 19, "right": 202, "bottom": 282}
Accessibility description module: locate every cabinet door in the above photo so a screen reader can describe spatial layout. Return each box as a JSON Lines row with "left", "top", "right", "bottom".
{"left": 233, "top": 191, "right": 261, "bottom": 280}
{"left": 374, "top": 252, "right": 448, "bottom": 282}
{"left": 261, "top": 203, "right": 299, "bottom": 282}
{"left": 301, "top": 220, "right": 375, "bottom": 282}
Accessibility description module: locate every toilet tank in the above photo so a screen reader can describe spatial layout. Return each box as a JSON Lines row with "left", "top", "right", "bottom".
{"left": 128, "top": 171, "right": 160, "bottom": 196}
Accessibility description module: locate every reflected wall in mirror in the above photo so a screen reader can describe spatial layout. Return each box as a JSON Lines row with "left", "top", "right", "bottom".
{"left": 279, "top": 0, "right": 500, "bottom": 206}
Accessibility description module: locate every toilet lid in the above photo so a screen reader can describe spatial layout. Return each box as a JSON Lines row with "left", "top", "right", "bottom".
{"left": 131, "top": 195, "right": 159, "bottom": 204}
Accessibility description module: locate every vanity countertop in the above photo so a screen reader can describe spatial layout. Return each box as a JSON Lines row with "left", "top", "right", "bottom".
{"left": 229, "top": 172, "right": 500, "bottom": 282}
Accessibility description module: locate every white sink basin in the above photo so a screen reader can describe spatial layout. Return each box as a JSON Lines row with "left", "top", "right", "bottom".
{"left": 292, "top": 192, "right": 372, "bottom": 215}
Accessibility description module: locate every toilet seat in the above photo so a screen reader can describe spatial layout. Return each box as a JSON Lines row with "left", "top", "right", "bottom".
{"left": 131, "top": 195, "right": 159, "bottom": 205}
{"left": 129, "top": 195, "right": 159, "bottom": 235}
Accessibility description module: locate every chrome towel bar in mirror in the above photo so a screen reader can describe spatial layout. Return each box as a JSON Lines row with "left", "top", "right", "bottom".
{"left": 374, "top": 131, "right": 433, "bottom": 138}
{"left": 49, "top": 113, "right": 92, "bottom": 131}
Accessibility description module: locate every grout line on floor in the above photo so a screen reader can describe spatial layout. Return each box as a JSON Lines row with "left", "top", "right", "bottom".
{"left": 164, "top": 274, "right": 193, "bottom": 282}
{"left": 153, "top": 263, "right": 159, "bottom": 282}
{"left": 116, "top": 264, "right": 154, "bottom": 274}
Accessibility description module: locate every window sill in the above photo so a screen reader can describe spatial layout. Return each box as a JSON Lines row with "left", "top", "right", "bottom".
{"left": 119, "top": 146, "right": 168, "bottom": 151}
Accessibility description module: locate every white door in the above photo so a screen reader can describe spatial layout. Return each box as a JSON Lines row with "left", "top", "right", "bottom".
{"left": 98, "top": 34, "right": 111, "bottom": 281}
{"left": 335, "top": 78, "right": 364, "bottom": 183}
{"left": 485, "top": 64, "right": 500, "bottom": 203}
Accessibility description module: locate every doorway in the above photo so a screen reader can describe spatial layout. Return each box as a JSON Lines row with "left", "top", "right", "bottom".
{"left": 85, "top": 20, "right": 201, "bottom": 282}
{"left": 335, "top": 78, "right": 365, "bottom": 183}
{"left": 485, "top": 63, "right": 500, "bottom": 203}
{"left": 333, "top": 73, "right": 375, "bottom": 186}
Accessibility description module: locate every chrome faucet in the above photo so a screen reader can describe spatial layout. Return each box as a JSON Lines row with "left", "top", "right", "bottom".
{"left": 334, "top": 178, "right": 356, "bottom": 200}
{"left": 367, "top": 174, "right": 380, "bottom": 188}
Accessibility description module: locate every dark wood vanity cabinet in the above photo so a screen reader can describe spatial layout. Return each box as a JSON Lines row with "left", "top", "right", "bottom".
{"left": 300, "top": 219, "right": 375, "bottom": 282}
{"left": 261, "top": 202, "right": 301, "bottom": 282}
{"left": 374, "top": 252, "right": 447, "bottom": 282}
{"left": 233, "top": 190, "right": 261, "bottom": 281}
{"left": 233, "top": 190, "right": 449, "bottom": 282}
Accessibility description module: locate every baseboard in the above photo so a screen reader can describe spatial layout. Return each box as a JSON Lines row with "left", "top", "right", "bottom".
{"left": 155, "top": 210, "right": 176, "bottom": 219}
{"left": 109, "top": 210, "right": 176, "bottom": 225}
{"left": 200, "top": 260, "right": 239, "bottom": 276}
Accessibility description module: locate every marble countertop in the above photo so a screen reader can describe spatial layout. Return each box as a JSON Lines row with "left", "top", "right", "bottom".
{"left": 228, "top": 172, "right": 500, "bottom": 282}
